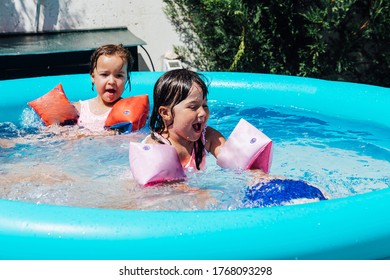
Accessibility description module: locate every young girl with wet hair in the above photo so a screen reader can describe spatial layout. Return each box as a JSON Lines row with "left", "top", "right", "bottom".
{"left": 73, "top": 44, "right": 134, "bottom": 132}
{"left": 143, "top": 69, "right": 226, "bottom": 170}
{"left": 140, "top": 69, "right": 328, "bottom": 207}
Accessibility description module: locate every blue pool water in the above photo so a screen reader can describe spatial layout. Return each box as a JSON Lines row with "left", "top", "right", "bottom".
{"left": 1, "top": 72, "right": 390, "bottom": 260}
{"left": 209, "top": 101, "right": 390, "bottom": 195}
{"left": 1, "top": 99, "right": 389, "bottom": 210}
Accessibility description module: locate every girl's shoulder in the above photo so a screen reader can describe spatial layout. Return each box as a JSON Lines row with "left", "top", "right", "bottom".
{"left": 72, "top": 98, "right": 93, "bottom": 113}
{"left": 72, "top": 100, "right": 82, "bottom": 113}
{"left": 142, "top": 134, "right": 156, "bottom": 144}
{"left": 142, "top": 132, "right": 169, "bottom": 145}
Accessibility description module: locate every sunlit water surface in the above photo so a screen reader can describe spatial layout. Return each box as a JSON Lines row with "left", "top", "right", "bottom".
{"left": 1, "top": 100, "right": 389, "bottom": 210}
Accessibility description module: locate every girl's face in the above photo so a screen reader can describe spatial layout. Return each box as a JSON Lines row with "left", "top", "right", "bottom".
{"left": 91, "top": 54, "right": 128, "bottom": 104}
{"left": 165, "top": 83, "right": 209, "bottom": 143}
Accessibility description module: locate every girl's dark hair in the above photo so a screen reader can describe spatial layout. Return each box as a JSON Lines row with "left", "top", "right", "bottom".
{"left": 89, "top": 44, "right": 134, "bottom": 91}
{"left": 149, "top": 69, "right": 209, "bottom": 170}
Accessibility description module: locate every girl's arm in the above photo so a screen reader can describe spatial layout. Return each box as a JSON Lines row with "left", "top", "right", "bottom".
{"left": 205, "top": 126, "right": 226, "bottom": 158}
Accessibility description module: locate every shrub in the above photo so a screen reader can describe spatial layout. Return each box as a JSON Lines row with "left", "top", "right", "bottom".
{"left": 163, "top": 0, "right": 390, "bottom": 87}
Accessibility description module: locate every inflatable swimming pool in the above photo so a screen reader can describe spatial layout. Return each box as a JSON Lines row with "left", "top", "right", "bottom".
{"left": 1, "top": 72, "right": 390, "bottom": 259}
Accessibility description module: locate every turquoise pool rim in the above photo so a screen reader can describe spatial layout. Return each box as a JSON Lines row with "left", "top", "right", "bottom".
{"left": 0, "top": 72, "right": 389, "bottom": 260}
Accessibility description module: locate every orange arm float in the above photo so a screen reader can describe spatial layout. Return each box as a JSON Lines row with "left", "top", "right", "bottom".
{"left": 28, "top": 84, "right": 79, "bottom": 126}
{"left": 105, "top": 95, "right": 150, "bottom": 132}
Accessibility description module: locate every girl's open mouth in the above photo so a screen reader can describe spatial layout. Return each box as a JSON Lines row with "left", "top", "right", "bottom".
{"left": 192, "top": 122, "right": 202, "bottom": 132}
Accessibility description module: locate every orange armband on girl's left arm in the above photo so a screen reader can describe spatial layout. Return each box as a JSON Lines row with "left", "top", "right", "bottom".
{"left": 105, "top": 95, "right": 149, "bottom": 133}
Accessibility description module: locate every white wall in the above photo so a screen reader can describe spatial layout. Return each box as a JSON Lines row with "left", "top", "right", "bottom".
{"left": 0, "top": 0, "right": 182, "bottom": 71}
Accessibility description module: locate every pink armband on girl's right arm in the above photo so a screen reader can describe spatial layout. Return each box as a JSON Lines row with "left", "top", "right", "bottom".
{"left": 129, "top": 142, "right": 186, "bottom": 186}
{"left": 216, "top": 118, "right": 273, "bottom": 173}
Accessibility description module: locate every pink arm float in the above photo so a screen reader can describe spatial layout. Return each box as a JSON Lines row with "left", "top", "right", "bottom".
{"left": 129, "top": 119, "right": 272, "bottom": 186}
{"left": 216, "top": 118, "right": 273, "bottom": 173}
{"left": 129, "top": 142, "right": 186, "bottom": 186}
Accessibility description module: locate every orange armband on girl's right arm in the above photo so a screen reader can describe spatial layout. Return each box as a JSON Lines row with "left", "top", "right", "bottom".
{"left": 28, "top": 84, "right": 79, "bottom": 126}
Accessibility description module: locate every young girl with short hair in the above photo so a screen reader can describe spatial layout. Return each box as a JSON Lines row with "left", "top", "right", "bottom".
{"left": 73, "top": 44, "right": 133, "bottom": 132}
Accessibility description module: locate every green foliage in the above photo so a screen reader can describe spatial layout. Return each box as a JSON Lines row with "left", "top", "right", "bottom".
{"left": 163, "top": 0, "right": 390, "bottom": 87}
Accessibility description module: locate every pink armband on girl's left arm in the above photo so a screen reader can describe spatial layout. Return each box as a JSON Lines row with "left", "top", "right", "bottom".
{"left": 216, "top": 118, "right": 273, "bottom": 173}
{"left": 129, "top": 142, "right": 186, "bottom": 186}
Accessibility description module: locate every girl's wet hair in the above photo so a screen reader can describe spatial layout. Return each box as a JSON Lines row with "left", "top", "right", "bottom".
{"left": 89, "top": 44, "right": 134, "bottom": 91}
{"left": 149, "top": 69, "right": 209, "bottom": 170}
